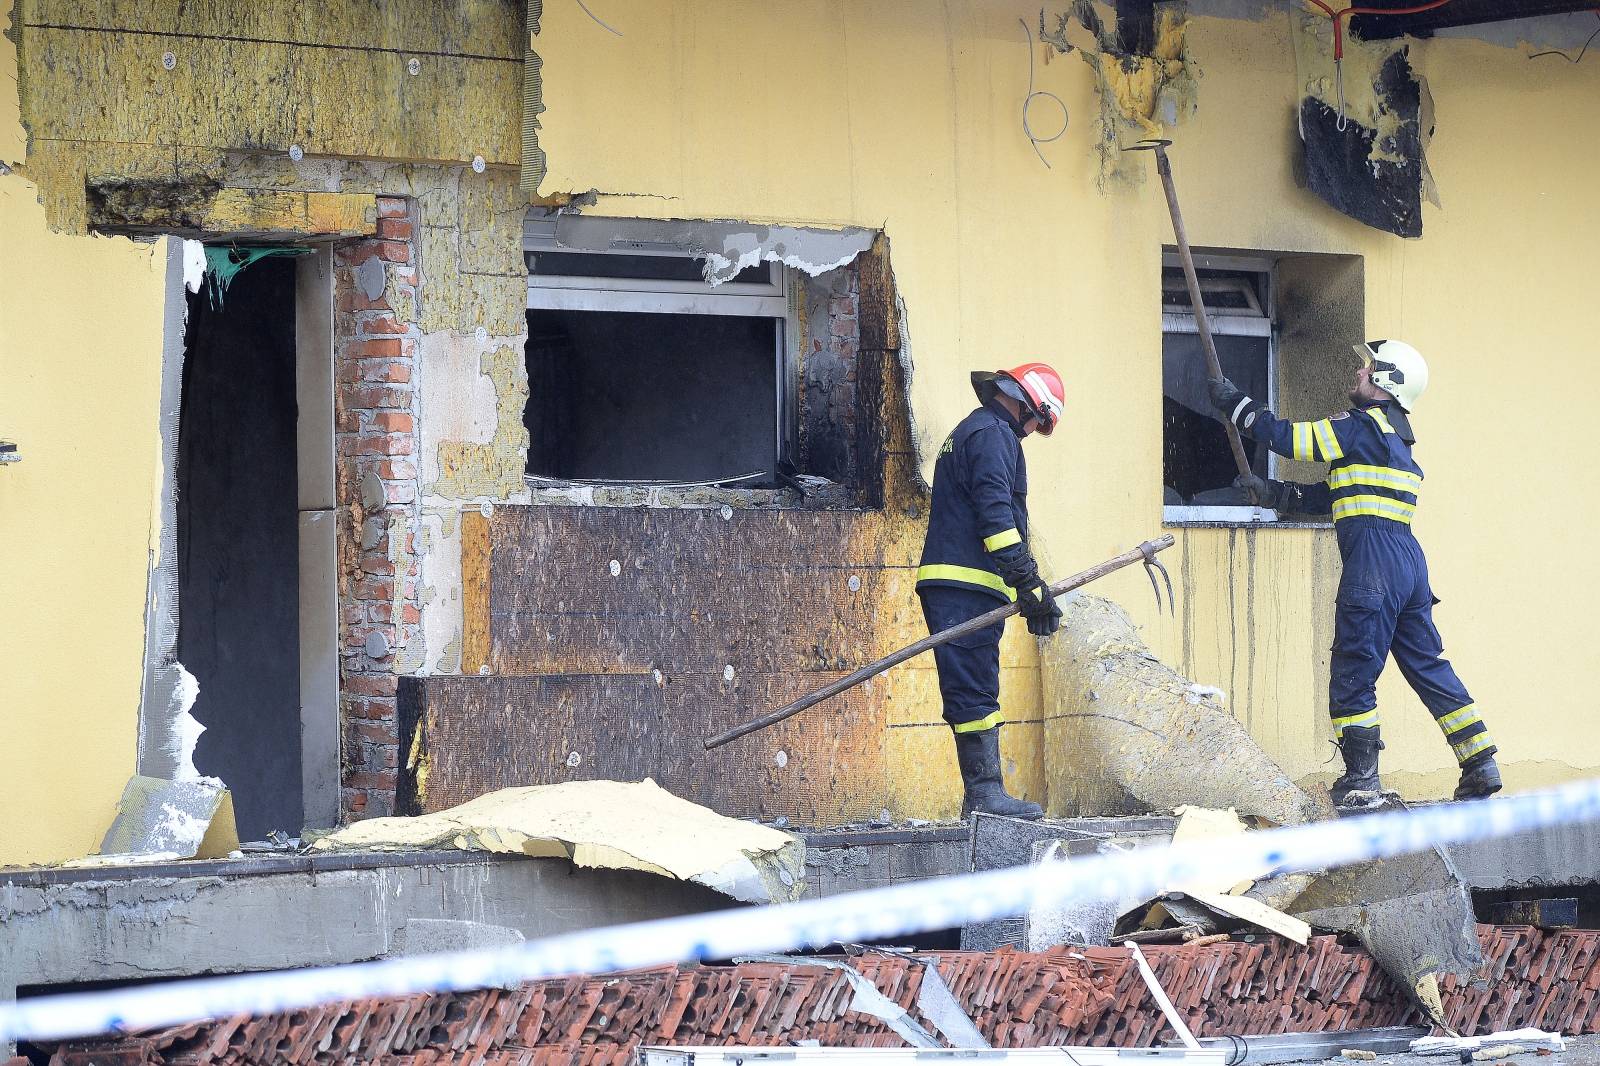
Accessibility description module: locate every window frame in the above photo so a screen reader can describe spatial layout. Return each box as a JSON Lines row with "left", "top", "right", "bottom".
{"left": 522, "top": 216, "right": 797, "bottom": 484}
{"left": 1160, "top": 253, "right": 1282, "bottom": 527}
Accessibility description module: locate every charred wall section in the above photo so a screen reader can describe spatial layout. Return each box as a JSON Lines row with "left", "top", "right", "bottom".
{"left": 398, "top": 243, "right": 1026, "bottom": 824}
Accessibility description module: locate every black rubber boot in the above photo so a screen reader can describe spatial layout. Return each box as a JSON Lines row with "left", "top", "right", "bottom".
{"left": 953, "top": 727, "right": 1043, "bottom": 820}
{"left": 1330, "top": 728, "right": 1384, "bottom": 809}
{"left": 1455, "top": 753, "right": 1503, "bottom": 800}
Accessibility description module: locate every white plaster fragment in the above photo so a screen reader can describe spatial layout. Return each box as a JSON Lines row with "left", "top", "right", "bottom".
{"left": 168, "top": 664, "right": 205, "bottom": 781}
{"left": 181, "top": 240, "right": 207, "bottom": 294}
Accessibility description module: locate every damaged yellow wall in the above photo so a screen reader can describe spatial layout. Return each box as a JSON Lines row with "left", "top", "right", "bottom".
{"left": 534, "top": 2, "right": 1600, "bottom": 804}
{"left": 0, "top": 0, "right": 168, "bottom": 864}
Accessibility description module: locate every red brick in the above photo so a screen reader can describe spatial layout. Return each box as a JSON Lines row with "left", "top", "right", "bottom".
{"left": 346, "top": 338, "right": 404, "bottom": 359}
{"left": 401, "top": 604, "right": 422, "bottom": 624}
{"left": 373, "top": 412, "right": 414, "bottom": 433}
{"left": 356, "top": 360, "right": 411, "bottom": 383}
{"left": 345, "top": 771, "right": 396, "bottom": 790}
{"left": 360, "top": 555, "right": 396, "bottom": 575}
{"left": 377, "top": 240, "right": 411, "bottom": 264}
{"left": 378, "top": 217, "right": 414, "bottom": 240}
{"left": 377, "top": 196, "right": 408, "bottom": 218}
{"left": 377, "top": 459, "right": 417, "bottom": 480}
{"left": 344, "top": 673, "right": 398, "bottom": 697}
{"left": 336, "top": 287, "right": 390, "bottom": 313}
{"left": 358, "top": 313, "right": 410, "bottom": 337}
{"left": 346, "top": 697, "right": 395, "bottom": 720}
{"left": 336, "top": 244, "right": 379, "bottom": 268}
{"left": 353, "top": 435, "right": 414, "bottom": 457}
{"left": 352, "top": 576, "right": 394, "bottom": 600}
{"left": 385, "top": 480, "right": 418, "bottom": 505}
{"left": 344, "top": 790, "right": 368, "bottom": 814}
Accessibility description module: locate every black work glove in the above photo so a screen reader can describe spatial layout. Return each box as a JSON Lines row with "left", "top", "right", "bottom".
{"left": 1018, "top": 579, "right": 1063, "bottom": 637}
{"left": 1234, "top": 474, "right": 1298, "bottom": 512}
{"left": 993, "top": 543, "right": 1062, "bottom": 637}
{"left": 1208, "top": 376, "right": 1246, "bottom": 413}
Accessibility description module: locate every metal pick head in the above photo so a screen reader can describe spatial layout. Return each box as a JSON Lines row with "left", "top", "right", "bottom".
{"left": 1139, "top": 542, "right": 1177, "bottom": 616}
{"left": 1122, "top": 138, "right": 1172, "bottom": 153}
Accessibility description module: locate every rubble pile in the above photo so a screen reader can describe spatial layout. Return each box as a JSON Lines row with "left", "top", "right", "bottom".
{"left": 37, "top": 926, "right": 1600, "bottom": 1066}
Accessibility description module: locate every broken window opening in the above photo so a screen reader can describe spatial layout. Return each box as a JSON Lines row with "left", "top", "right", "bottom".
{"left": 522, "top": 216, "right": 871, "bottom": 508}
{"left": 1162, "top": 254, "right": 1276, "bottom": 524}
{"left": 1162, "top": 250, "right": 1364, "bottom": 527}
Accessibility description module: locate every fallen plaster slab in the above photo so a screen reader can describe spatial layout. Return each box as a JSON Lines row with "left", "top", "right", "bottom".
{"left": 1289, "top": 843, "right": 1481, "bottom": 1025}
{"left": 88, "top": 775, "right": 239, "bottom": 863}
{"left": 310, "top": 779, "right": 804, "bottom": 904}
{"left": 0, "top": 851, "right": 732, "bottom": 996}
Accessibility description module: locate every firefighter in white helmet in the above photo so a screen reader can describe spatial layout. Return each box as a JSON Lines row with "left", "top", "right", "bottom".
{"left": 1209, "top": 340, "right": 1501, "bottom": 808}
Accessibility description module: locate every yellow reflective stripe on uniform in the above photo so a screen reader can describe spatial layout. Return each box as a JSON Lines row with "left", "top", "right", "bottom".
{"left": 1368, "top": 408, "right": 1397, "bottom": 434}
{"left": 1331, "top": 495, "right": 1416, "bottom": 523}
{"left": 1312, "top": 419, "right": 1344, "bottom": 461}
{"left": 952, "top": 709, "right": 1005, "bottom": 734}
{"left": 983, "top": 527, "right": 1023, "bottom": 552}
{"left": 1292, "top": 422, "right": 1315, "bottom": 461}
{"left": 1331, "top": 709, "right": 1379, "bottom": 734}
{"left": 1436, "top": 704, "right": 1481, "bottom": 735}
{"left": 1452, "top": 732, "right": 1495, "bottom": 763}
{"left": 915, "top": 564, "right": 1017, "bottom": 601}
{"left": 1327, "top": 465, "right": 1422, "bottom": 492}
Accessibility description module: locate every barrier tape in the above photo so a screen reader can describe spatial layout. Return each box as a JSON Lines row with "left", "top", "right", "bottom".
{"left": 5, "top": 778, "right": 1600, "bottom": 1046}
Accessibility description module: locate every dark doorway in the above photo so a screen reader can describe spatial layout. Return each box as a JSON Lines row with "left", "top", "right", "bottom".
{"left": 177, "top": 256, "right": 302, "bottom": 839}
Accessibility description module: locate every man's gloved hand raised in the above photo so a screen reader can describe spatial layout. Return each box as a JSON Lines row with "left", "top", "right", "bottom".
{"left": 1235, "top": 473, "right": 1298, "bottom": 512}
{"left": 1017, "top": 578, "right": 1063, "bottom": 637}
{"left": 1208, "top": 376, "right": 1245, "bottom": 413}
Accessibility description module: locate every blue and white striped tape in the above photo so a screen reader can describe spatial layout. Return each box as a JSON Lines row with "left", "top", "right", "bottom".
{"left": 5, "top": 778, "right": 1600, "bottom": 1046}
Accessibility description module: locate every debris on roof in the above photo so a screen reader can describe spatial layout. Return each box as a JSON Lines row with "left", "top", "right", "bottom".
{"left": 34, "top": 925, "right": 1600, "bottom": 1065}
{"left": 308, "top": 778, "right": 805, "bottom": 904}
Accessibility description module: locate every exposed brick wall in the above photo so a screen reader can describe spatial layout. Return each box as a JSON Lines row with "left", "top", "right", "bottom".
{"left": 333, "top": 194, "right": 424, "bottom": 820}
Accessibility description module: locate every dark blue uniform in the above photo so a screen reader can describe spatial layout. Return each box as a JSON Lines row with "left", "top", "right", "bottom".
{"left": 915, "top": 406, "right": 1030, "bottom": 732}
{"left": 1235, "top": 400, "right": 1496, "bottom": 768}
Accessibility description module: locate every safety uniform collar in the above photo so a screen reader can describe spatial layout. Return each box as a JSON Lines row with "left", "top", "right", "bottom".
{"left": 984, "top": 398, "right": 1029, "bottom": 439}
{"left": 1376, "top": 398, "right": 1414, "bottom": 438}
{"left": 1363, "top": 400, "right": 1415, "bottom": 444}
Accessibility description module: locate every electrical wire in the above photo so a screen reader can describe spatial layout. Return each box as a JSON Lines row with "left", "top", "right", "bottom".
{"left": 575, "top": 0, "right": 623, "bottom": 37}
{"left": 1019, "top": 18, "right": 1069, "bottom": 169}
{"left": 1529, "top": 10, "right": 1600, "bottom": 63}
{"left": 1300, "top": 0, "right": 1454, "bottom": 130}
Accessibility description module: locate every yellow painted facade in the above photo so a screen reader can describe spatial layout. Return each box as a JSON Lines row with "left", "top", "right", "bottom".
{"left": 533, "top": 3, "right": 1600, "bottom": 800}
{"left": 5, "top": 0, "right": 1598, "bottom": 864}
{"left": 1, "top": 3, "right": 171, "bottom": 863}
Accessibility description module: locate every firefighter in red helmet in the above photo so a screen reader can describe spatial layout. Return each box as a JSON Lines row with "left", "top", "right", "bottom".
{"left": 914, "top": 362, "right": 1066, "bottom": 820}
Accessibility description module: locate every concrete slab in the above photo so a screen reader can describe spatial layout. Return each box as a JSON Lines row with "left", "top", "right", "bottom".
{"left": 0, "top": 850, "right": 731, "bottom": 994}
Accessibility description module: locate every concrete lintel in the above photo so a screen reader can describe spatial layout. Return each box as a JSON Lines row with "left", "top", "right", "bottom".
{"left": 2, "top": 854, "right": 731, "bottom": 992}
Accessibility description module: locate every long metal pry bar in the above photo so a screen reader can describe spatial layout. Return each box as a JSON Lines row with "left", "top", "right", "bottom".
{"left": 1124, "top": 138, "right": 1253, "bottom": 480}
{"left": 703, "top": 535, "right": 1178, "bottom": 750}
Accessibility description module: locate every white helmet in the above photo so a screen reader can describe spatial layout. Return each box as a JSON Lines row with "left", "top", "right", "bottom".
{"left": 1353, "top": 339, "right": 1429, "bottom": 412}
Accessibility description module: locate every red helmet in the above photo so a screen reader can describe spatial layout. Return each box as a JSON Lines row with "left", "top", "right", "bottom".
{"left": 971, "top": 361, "right": 1065, "bottom": 435}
